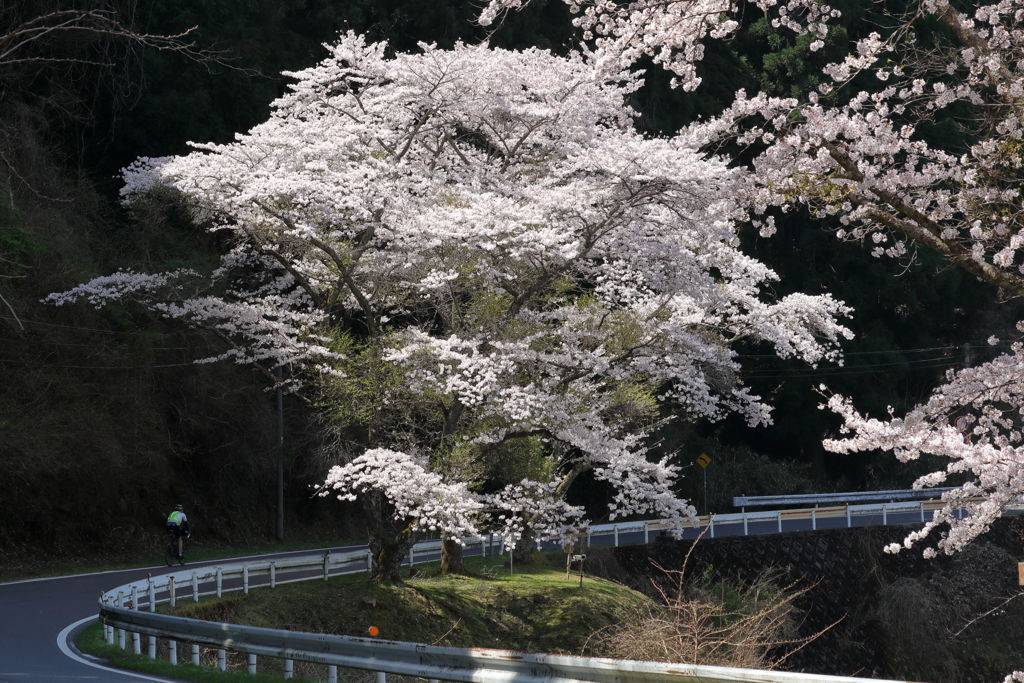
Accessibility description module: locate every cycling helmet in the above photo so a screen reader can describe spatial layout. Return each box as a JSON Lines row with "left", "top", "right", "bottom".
{"left": 174, "top": 504, "right": 184, "bottom": 511}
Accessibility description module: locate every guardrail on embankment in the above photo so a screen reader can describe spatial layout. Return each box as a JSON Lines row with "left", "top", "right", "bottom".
{"left": 94, "top": 502, "right": 970, "bottom": 683}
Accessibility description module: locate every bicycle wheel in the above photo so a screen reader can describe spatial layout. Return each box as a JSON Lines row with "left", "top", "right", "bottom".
{"left": 164, "top": 541, "right": 176, "bottom": 567}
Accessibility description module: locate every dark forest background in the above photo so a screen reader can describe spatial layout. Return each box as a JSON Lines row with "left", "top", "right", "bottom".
{"left": 0, "top": 0, "right": 1014, "bottom": 563}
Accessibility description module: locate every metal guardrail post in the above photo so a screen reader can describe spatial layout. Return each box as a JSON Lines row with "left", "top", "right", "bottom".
{"left": 410, "top": 545, "right": 415, "bottom": 565}
{"left": 191, "top": 643, "right": 200, "bottom": 666}
{"left": 776, "top": 512, "right": 782, "bottom": 534}
{"left": 376, "top": 671, "right": 386, "bottom": 683}
{"left": 270, "top": 562, "right": 276, "bottom": 588}
{"left": 243, "top": 565, "right": 250, "bottom": 594}
{"left": 846, "top": 505, "right": 851, "bottom": 527}
{"left": 216, "top": 567, "right": 223, "bottom": 597}
{"left": 920, "top": 502, "right": 925, "bottom": 523}
{"left": 327, "top": 664, "right": 337, "bottom": 683}
{"left": 169, "top": 576, "right": 176, "bottom": 607}
{"left": 218, "top": 648, "right": 226, "bottom": 671}
{"left": 742, "top": 513, "right": 748, "bottom": 536}
{"left": 811, "top": 509, "right": 817, "bottom": 531}
{"left": 192, "top": 571, "right": 199, "bottom": 602}
{"left": 169, "top": 639, "right": 177, "bottom": 665}
{"left": 148, "top": 635, "right": 156, "bottom": 658}
{"left": 324, "top": 550, "right": 331, "bottom": 581}
{"left": 709, "top": 518, "right": 715, "bottom": 538}
{"left": 644, "top": 522, "right": 649, "bottom": 544}
{"left": 130, "top": 585, "right": 139, "bottom": 654}
{"left": 148, "top": 577, "right": 156, "bottom": 612}
{"left": 117, "top": 591, "right": 125, "bottom": 648}
{"left": 284, "top": 658, "right": 294, "bottom": 679}
{"left": 613, "top": 525, "right": 619, "bottom": 546}
{"left": 883, "top": 505, "right": 887, "bottom": 525}
{"left": 248, "top": 653, "right": 257, "bottom": 674}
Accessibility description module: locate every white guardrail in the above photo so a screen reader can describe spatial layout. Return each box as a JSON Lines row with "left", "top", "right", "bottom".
{"left": 93, "top": 501, "right": 973, "bottom": 683}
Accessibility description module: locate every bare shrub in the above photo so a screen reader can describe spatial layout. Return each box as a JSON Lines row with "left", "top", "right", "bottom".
{"left": 596, "top": 552, "right": 833, "bottom": 668}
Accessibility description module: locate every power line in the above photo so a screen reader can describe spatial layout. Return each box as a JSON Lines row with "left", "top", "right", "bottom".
{"left": 743, "top": 359, "right": 961, "bottom": 380}
{"left": 0, "top": 357, "right": 202, "bottom": 370}
{"left": 0, "top": 335, "right": 219, "bottom": 351}
{"left": 735, "top": 344, "right": 1016, "bottom": 358}
{"left": 0, "top": 315, "right": 184, "bottom": 337}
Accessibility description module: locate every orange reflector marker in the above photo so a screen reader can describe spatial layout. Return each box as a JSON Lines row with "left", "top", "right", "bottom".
{"left": 368, "top": 626, "right": 380, "bottom": 637}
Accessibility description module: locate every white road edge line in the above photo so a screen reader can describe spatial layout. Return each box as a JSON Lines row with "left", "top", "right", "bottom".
{"left": 58, "top": 615, "right": 175, "bottom": 682}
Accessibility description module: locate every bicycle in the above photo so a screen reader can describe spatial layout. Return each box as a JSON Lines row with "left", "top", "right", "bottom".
{"left": 164, "top": 530, "right": 187, "bottom": 566}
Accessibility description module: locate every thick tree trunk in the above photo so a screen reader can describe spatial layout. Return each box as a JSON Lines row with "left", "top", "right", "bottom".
{"left": 512, "top": 525, "right": 536, "bottom": 565}
{"left": 368, "top": 526, "right": 417, "bottom": 583}
{"left": 440, "top": 538, "right": 466, "bottom": 574}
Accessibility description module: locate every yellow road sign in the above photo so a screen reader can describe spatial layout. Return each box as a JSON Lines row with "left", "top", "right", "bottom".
{"left": 696, "top": 453, "right": 712, "bottom": 468}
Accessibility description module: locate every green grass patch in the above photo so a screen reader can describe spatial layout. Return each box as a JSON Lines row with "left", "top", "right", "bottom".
{"left": 168, "top": 553, "right": 651, "bottom": 656}
{"left": 77, "top": 552, "right": 652, "bottom": 682}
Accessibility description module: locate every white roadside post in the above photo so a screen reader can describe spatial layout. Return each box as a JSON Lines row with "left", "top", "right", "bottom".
{"left": 131, "top": 586, "right": 140, "bottom": 654}
{"left": 284, "top": 658, "right": 294, "bottom": 679}
{"left": 169, "top": 576, "right": 176, "bottom": 607}
{"left": 191, "top": 571, "right": 199, "bottom": 602}
{"left": 326, "top": 664, "right": 336, "bottom": 683}
{"left": 191, "top": 643, "right": 200, "bottom": 666}
{"left": 216, "top": 567, "right": 223, "bottom": 597}
{"left": 169, "top": 639, "right": 177, "bottom": 665}
{"left": 116, "top": 591, "right": 125, "bottom": 648}
{"left": 248, "top": 653, "right": 257, "bottom": 674}
{"left": 218, "top": 648, "right": 226, "bottom": 671}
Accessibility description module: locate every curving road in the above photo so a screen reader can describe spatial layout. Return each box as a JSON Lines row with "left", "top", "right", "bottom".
{"left": 0, "top": 506, "right": 952, "bottom": 682}
{"left": 0, "top": 545, "right": 368, "bottom": 682}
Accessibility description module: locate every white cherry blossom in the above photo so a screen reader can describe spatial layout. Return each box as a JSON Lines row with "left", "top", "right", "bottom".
{"left": 49, "top": 35, "right": 851, "bottom": 574}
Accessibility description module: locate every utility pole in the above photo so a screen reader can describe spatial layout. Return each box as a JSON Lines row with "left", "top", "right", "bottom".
{"left": 276, "top": 366, "right": 284, "bottom": 542}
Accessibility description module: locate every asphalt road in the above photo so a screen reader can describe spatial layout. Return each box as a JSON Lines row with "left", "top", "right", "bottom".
{"left": 0, "top": 545, "right": 368, "bottom": 682}
{"left": 0, "top": 507, "right": 952, "bottom": 682}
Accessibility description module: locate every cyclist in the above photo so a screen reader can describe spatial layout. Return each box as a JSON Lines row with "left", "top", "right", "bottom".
{"left": 166, "top": 505, "right": 190, "bottom": 559}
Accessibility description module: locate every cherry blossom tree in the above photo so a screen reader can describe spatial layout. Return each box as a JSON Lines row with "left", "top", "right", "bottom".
{"left": 480, "top": 0, "right": 1024, "bottom": 572}
{"left": 49, "top": 33, "right": 852, "bottom": 581}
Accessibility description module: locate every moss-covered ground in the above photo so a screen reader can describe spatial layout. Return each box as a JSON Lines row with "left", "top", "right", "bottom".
{"left": 167, "top": 554, "right": 649, "bottom": 655}
{"left": 77, "top": 553, "right": 651, "bottom": 683}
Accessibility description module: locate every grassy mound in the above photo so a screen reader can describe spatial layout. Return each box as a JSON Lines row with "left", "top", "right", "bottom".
{"left": 169, "top": 554, "right": 651, "bottom": 656}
